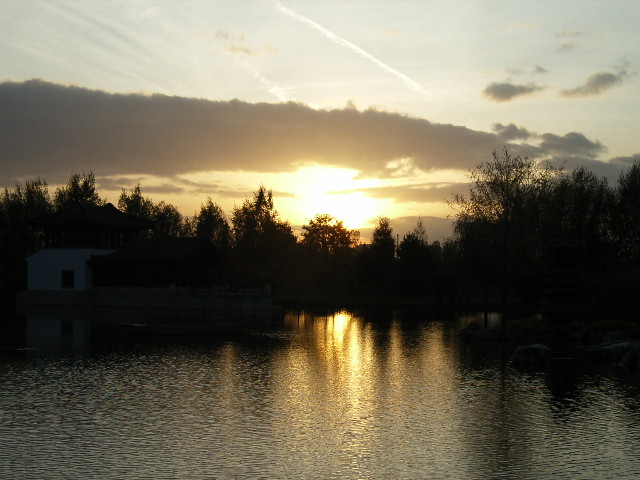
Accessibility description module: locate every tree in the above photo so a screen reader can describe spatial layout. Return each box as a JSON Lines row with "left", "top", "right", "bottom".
{"left": 300, "top": 213, "right": 360, "bottom": 292}
{"left": 118, "top": 184, "right": 154, "bottom": 220}
{"left": 612, "top": 158, "right": 640, "bottom": 262}
{"left": 544, "top": 166, "right": 614, "bottom": 269}
{"left": 301, "top": 213, "right": 359, "bottom": 254}
{"left": 231, "top": 185, "right": 296, "bottom": 287}
{"left": 232, "top": 185, "right": 277, "bottom": 252}
{"left": 397, "top": 218, "right": 431, "bottom": 296}
{"left": 371, "top": 216, "right": 395, "bottom": 256}
{"left": 119, "top": 184, "right": 185, "bottom": 238}
{"left": 152, "top": 201, "right": 184, "bottom": 238}
{"left": 356, "top": 216, "right": 396, "bottom": 294}
{"left": 449, "top": 148, "right": 560, "bottom": 320}
{"left": 191, "top": 197, "right": 231, "bottom": 250}
{"left": 53, "top": 171, "right": 104, "bottom": 211}
{"left": 0, "top": 178, "right": 52, "bottom": 289}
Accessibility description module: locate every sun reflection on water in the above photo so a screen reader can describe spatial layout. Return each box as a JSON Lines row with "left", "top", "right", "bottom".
{"left": 280, "top": 309, "right": 464, "bottom": 466}
{"left": 4, "top": 309, "right": 640, "bottom": 479}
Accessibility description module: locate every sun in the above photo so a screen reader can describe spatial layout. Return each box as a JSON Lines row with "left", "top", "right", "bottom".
{"left": 294, "top": 165, "right": 382, "bottom": 230}
{"left": 177, "top": 164, "right": 391, "bottom": 232}
{"left": 303, "top": 190, "right": 377, "bottom": 230}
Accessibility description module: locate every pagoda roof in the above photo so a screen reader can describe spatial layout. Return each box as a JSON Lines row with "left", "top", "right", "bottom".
{"left": 31, "top": 203, "right": 153, "bottom": 230}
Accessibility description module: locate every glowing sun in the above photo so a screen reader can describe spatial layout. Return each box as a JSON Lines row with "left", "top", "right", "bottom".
{"left": 295, "top": 165, "right": 382, "bottom": 229}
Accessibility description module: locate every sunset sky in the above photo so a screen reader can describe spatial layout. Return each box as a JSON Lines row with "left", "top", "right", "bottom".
{"left": 1, "top": 0, "right": 638, "bottom": 240}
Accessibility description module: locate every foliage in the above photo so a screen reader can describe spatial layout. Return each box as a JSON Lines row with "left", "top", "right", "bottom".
{"left": 301, "top": 213, "right": 359, "bottom": 254}
{"left": 371, "top": 216, "right": 395, "bottom": 256}
{"left": 152, "top": 201, "right": 184, "bottom": 238}
{"left": 543, "top": 166, "right": 614, "bottom": 269}
{"left": 190, "top": 197, "right": 231, "bottom": 251}
{"left": 118, "top": 184, "right": 155, "bottom": 220}
{"left": 299, "top": 213, "right": 360, "bottom": 293}
{"left": 613, "top": 158, "right": 640, "bottom": 262}
{"left": 53, "top": 171, "right": 104, "bottom": 211}
{"left": 397, "top": 218, "right": 430, "bottom": 295}
{"left": 2, "top": 155, "right": 640, "bottom": 308}
{"left": 0, "top": 178, "right": 52, "bottom": 289}
{"left": 449, "top": 148, "right": 560, "bottom": 305}
{"left": 118, "top": 184, "right": 185, "bottom": 238}
{"left": 355, "top": 217, "right": 397, "bottom": 294}
{"left": 231, "top": 185, "right": 296, "bottom": 287}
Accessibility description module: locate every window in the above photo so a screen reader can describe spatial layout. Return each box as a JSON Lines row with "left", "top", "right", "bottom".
{"left": 61, "top": 270, "right": 75, "bottom": 289}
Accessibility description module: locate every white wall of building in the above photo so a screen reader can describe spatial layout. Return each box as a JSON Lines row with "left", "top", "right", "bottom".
{"left": 27, "top": 248, "right": 114, "bottom": 291}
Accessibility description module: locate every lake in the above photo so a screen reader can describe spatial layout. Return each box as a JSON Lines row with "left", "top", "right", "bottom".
{"left": 1, "top": 308, "right": 640, "bottom": 479}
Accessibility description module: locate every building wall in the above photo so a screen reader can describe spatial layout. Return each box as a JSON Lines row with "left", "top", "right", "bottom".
{"left": 27, "top": 248, "right": 114, "bottom": 291}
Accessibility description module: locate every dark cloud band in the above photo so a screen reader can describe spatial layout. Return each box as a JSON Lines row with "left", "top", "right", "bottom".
{"left": 0, "top": 79, "right": 631, "bottom": 198}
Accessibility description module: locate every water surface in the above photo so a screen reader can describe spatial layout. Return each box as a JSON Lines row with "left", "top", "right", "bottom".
{"left": 1, "top": 309, "right": 639, "bottom": 479}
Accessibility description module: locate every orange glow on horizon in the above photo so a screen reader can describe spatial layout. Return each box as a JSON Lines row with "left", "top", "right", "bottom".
{"left": 97, "top": 164, "right": 459, "bottom": 233}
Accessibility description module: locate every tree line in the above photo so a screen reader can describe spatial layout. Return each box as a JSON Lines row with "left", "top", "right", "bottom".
{"left": 1, "top": 151, "right": 639, "bottom": 319}
{"left": 450, "top": 148, "right": 640, "bottom": 320}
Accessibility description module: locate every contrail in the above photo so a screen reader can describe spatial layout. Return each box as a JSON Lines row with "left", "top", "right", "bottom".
{"left": 270, "top": 0, "right": 431, "bottom": 96}
{"left": 233, "top": 56, "right": 295, "bottom": 102}
{"left": 217, "top": 47, "right": 295, "bottom": 102}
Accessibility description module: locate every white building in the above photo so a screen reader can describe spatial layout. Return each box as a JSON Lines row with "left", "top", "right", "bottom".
{"left": 25, "top": 203, "right": 152, "bottom": 292}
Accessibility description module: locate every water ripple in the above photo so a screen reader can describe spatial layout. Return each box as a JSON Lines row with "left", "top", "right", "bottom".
{"left": 2, "top": 313, "right": 640, "bottom": 479}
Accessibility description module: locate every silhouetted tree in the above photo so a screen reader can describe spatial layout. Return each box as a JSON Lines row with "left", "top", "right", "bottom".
{"left": 118, "top": 184, "right": 154, "bottom": 220}
{"left": 0, "top": 178, "right": 52, "bottom": 290}
{"left": 544, "top": 166, "right": 614, "bottom": 269}
{"left": 191, "top": 197, "right": 231, "bottom": 251}
{"left": 300, "top": 213, "right": 360, "bottom": 293}
{"left": 450, "top": 148, "right": 560, "bottom": 320}
{"left": 356, "top": 216, "right": 396, "bottom": 295}
{"left": 397, "top": 218, "right": 430, "bottom": 296}
{"left": 434, "top": 238, "right": 460, "bottom": 302}
{"left": 301, "top": 213, "right": 359, "bottom": 254}
{"left": 371, "top": 216, "right": 395, "bottom": 256}
{"left": 152, "top": 201, "right": 184, "bottom": 238}
{"left": 53, "top": 171, "right": 104, "bottom": 211}
{"left": 119, "top": 184, "right": 185, "bottom": 238}
{"left": 453, "top": 217, "right": 498, "bottom": 303}
{"left": 612, "top": 158, "right": 640, "bottom": 262}
{"left": 231, "top": 185, "right": 296, "bottom": 288}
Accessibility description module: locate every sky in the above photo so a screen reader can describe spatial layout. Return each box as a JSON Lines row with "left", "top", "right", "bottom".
{"left": 1, "top": 0, "right": 639, "bottom": 240}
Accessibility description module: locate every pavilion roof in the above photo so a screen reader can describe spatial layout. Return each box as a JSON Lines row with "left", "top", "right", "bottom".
{"left": 31, "top": 203, "right": 153, "bottom": 230}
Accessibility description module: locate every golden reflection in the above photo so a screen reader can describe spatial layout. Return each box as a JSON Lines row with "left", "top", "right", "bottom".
{"left": 275, "top": 309, "right": 377, "bottom": 455}
{"left": 270, "top": 309, "right": 478, "bottom": 473}
{"left": 328, "top": 311, "right": 350, "bottom": 345}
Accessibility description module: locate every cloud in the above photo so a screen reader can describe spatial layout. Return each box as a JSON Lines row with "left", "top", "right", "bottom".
{"left": 225, "top": 44, "right": 258, "bottom": 56}
{"left": 555, "top": 30, "right": 587, "bottom": 51}
{"left": 506, "top": 65, "right": 548, "bottom": 76}
{"left": 538, "top": 131, "right": 605, "bottom": 159}
{"left": 340, "top": 182, "right": 469, "bottom": 204}
{"left": 0, "top": 80, "right": 625, "bottom": 208}
{"left": 555, "top": 30, "right": 585, "bottom": 38}
{"left": 609, "top": 154, "right": 640, "bottom": 168}
{"left": 493, "top": 123, "right": 534, "bottom": 141}
{"left": 482, "top": 82, "right": 545, "bottom": 102}
{"left": 558, "top": 42, "right": 579, "bottom": 52}
{"left": 531, "top": 132, "right": 614, "bottom": 178}
{"left": 0, "top": 80, "right": 504, "bottom": 187}
{"left": 214, "top": 29, "right": 278, "bottom": 57}
{"left": 559, "top": 70, "right": 631, "bottom": 98}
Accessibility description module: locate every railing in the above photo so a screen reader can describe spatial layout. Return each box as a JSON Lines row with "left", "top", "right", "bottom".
{"left": 177, "top": 285, "right": 271, "bottom": 297}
